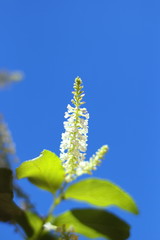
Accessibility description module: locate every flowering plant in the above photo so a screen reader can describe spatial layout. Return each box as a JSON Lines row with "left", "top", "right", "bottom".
{"left": 0, "top": 76, "right": 138, "bottom": 240}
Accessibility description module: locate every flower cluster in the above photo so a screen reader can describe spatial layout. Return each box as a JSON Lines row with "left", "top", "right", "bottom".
{"left": 60, "top": 77, "right": 89, "bottom": 181}
{"left": 44, "top": 223, "right": 78, "bottom": 240}
{"left": 0, "top": 115, "right": 17, "bottom": 168}
{"left": 76, "top": 145, "right": 109, "bottom": 176}
{"left": 60, "top": 77, "right": 108, "bottom": 181}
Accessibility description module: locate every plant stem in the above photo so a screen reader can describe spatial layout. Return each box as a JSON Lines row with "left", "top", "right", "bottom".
{"left": 48, "top": 182, "right": 67, "bottom": 217}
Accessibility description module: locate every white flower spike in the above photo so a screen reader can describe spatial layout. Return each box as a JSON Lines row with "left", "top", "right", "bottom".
{"left": 60, "top": 77, "right": 108, "bottom": 181}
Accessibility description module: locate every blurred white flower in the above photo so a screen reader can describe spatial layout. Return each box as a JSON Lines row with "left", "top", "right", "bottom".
{"left": 43, "top": 222, "right": 58, "bottom": 231}
{"left": 0, "top": 115, "right": 18, "bottom": 167}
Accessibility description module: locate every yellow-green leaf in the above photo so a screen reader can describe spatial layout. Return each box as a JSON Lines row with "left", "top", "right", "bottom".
{"left": 54, "top": 209, "right": 130, "bottom": 240}
{"left": 24, "top": 212, "right": 56, "bottom": 240}
{"left": 16, "top": 150, "right": 65, "bottom": 193}
{"left": 64, "top": 178, "right": 138, "bottom": 214}
{"left": 25, "top": 211, "right": 43, "bottom": 237}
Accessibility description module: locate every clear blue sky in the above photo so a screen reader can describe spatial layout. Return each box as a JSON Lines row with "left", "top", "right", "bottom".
{"left": 0, "top": 0, "right": 159, "bottom": 239}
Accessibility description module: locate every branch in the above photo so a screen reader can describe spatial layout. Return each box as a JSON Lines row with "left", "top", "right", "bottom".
{"left": 0, "top": 168, "right": 55, "bottom": 239}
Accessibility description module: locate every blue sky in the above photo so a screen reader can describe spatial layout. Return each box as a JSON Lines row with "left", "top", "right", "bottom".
{"left": 0, "top": 0, "right": 159, "bottom": 239}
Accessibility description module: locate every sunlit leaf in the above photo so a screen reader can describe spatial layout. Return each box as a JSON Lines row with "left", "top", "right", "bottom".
{"left": 16, "top": 150, "right": 65, "bottom": 193}
{"left": 24, "top": 212, "right": 55, "bottom": 240}
{"left": 64, "top": 178, "right": 138, "bottom": 214}
{"left": 54, "top": 208, "right": 130, "bottom": 240}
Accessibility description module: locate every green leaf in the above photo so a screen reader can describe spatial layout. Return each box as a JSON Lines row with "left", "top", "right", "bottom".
{"left": 25, "top": 211, "right": 43, "bottom": 237}
{"left": 54, "top": 208, "right": 130, "bottom": 240}
{"left": 24, "top": 212, "right": 56, "bottom": 240}
{"left": 16, "top": 150, "right": 65, "bottom": 193}
{"left": 64, "top": 178, "right": 138, "bottom": 214}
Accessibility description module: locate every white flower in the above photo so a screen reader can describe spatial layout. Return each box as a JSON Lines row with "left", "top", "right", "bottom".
{"left": 60, "top": 77, "right": 89, "bottom": 181}
{"left": 59, "top": 77, "right": 108, "bottom": 182}
{"left": 43, "top": 222, "right": 57, "bottom": 231}
{"left": 77, "top": 145, "right": 109, "bottom": 176}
